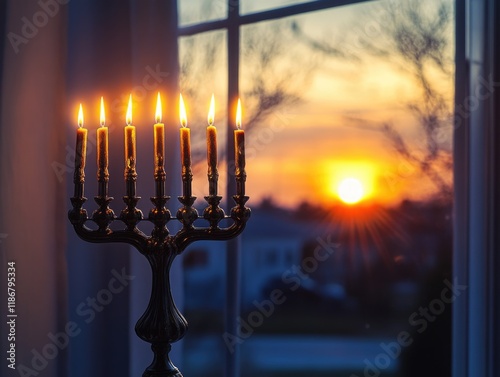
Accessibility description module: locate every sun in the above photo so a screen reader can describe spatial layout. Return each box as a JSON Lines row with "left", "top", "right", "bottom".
{"left": 338, "top": 178, "right": 365, "bottom": 204}
{"left": 325, "top": 161, "right": 377, "bottom": 204}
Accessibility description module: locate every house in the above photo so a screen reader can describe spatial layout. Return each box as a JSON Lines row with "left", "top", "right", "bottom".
{"left": 184, "top": 205, "right": 344, "bottom": 311}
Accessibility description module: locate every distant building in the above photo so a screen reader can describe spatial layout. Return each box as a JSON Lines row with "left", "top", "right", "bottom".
{"left": 183, "top": 206, "right": 342, "bottom": 310}
{"left": 183, "top": 201, "right": 451, "bottom": 313}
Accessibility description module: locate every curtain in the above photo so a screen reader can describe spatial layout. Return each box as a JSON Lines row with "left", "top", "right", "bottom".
{"left": 0, "top": 1, "right": 68, "bottom": 376}
{"left": 0, "top": 1, "right": 181, "bottom": 376}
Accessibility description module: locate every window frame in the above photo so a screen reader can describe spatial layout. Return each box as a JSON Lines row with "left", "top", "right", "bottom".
{"left": 177, "top": 2, "right": 477, "bottom": 377}
{"left": 453, "top": 1, "right": 500, "bottom": 377}
{"left": 452, "top": 1, "right": 467, "bottom": 376}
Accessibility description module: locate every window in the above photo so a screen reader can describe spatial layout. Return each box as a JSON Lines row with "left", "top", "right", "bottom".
{"left": 178, "top": 1, "right": 228, "bottom": 26}
{"left": 178, "top": 1, "right": 455, "bottom": 376}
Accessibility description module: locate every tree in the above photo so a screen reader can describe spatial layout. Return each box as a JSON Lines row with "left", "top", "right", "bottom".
{"left": 292, "top": 0, "right": 454, "bottom": 201}
{"left": 179, "top": 18, "right": 313, "bottom": 164}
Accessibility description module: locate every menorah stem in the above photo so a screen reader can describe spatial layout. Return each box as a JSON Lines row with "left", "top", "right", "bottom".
{"left": 147, "top": 342, "right": 179, "bottom": 377}
{"left": 135, "top": 245, "right": 188, "bottom": 377}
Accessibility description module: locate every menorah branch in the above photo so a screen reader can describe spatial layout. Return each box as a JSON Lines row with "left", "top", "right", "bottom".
{"left": 69, "top": 189, "right": 249, "bottom": 377}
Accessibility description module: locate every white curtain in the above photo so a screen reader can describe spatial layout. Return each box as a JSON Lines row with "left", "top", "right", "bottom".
{"left": 0, "top": 1, "right": 181, "bottom": 376}
{"left": 0, "top": 1, "right": 68, "bottom": 376}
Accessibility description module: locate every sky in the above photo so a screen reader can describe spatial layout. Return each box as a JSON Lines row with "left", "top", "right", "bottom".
{"left": 178, "top": 0, "right": 455, "bottom": 208}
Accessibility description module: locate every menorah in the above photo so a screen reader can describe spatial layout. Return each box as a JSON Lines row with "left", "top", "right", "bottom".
{"left": 68, "top": 95, "right": 250, "bottom": 377}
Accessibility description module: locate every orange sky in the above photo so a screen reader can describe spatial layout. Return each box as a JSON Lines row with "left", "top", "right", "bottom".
{"left": 239, "top": 56, "right": 453, "bottom": 207}
{"left": 234, "top": 1, "right": 454, "bottom": 208}
{"left": 182, "top": 1, "right": 454, "bottom": 208}
{"left": 71, "top": 1, "right": 454, "bottom": 209}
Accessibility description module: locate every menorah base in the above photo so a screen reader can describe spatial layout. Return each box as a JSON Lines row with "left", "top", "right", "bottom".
{"left": 142, "top": 367, "right": 183, "bottom": 377}
{"left": 142, "top": 343, "right": 183, "bottom": 377}
{"left": 143, "top": 369, "right": 183, "bottom": 377}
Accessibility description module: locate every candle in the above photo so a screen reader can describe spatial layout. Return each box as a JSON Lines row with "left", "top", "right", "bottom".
{"left": 74, "top": 104, "right": 87, "bottom": 198}
{"left": 179, "top": 94, "right": 192, "bottom": 198}
{"left": 154, "top": 92, "right": 166, "bottom": 197}
{"left": 97, "top": 96, "right": 109, "bottom": 197}
{"left": 124, "top": 94, "right": 136, "bottom": 197}
{"left": 207, "top": 94, "right": 218, "bottom": 196}
{"left": 234, "top": 99, "right": 246, "bottom": 196}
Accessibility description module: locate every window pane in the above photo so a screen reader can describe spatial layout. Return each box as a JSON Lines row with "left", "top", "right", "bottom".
{"left": 241, "top": 0, "right": 317, "bottom": 15}
{"left": 178, "top": 0, "right": 227, "bottom": 27}
{"left": 178, "top": 30, "right": 229, "bottom": 202}
{"left": 178, "top": 29, "right": 228, "bottom": 377}
{"left": 239, "top": 1, "right": 454, "bottom": 376}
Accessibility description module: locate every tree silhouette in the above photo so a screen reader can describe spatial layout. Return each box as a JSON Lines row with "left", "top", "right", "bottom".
{"left": 180, "top": 18, "right": 313, "bottom": 164}
{"left": 292, "top": 0, "right": 454, "bottom": 201}
{"left": 241, "top": 20, "right": 313, "bottom": 130}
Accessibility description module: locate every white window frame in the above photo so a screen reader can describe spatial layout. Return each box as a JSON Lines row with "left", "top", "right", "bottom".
{"left": 453, "top": 0, "right": 500, "bottom": 376}
{"left": 177, "top": 2, "right": 495, "bottom": 377}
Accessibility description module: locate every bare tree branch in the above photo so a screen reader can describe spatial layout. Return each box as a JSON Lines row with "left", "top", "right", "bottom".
{"left": 180, "top": 15, "right": 313, "bottom": 164}
{"left": 293, "top": 0, "right": 454, "bottom": 200}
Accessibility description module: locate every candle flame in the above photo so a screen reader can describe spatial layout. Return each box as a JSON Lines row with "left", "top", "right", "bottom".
{"left": 155, "top": 92, "right": 162, "bottom": 123}
{"left": 179, "top": 94, "right": 187, "bottom": 128}
{"left": 100, "top": 96, "right": 106, "bottom": 127}
{"left": 208, "top": 94, "right": 215, "bottom": 126}
{"left": 78, "top": 104, "right": 84, "bottom": 128}
{"left": 126, "top": 94, "right": 132, "bottom": 125}
{"left": 236, "top": 98, "right": 242, "bottom": 130}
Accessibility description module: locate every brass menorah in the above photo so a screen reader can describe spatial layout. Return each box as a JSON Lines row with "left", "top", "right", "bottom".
{"left": 68, "top": 95, "right": 250, "bottom": 376}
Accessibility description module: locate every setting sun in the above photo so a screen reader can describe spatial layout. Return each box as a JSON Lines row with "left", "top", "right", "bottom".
{"left": 324, "top": 161, "right": 377, "bottom": 204}
{"left": 338, "top": 178, "right": 365, "bottom": 204}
